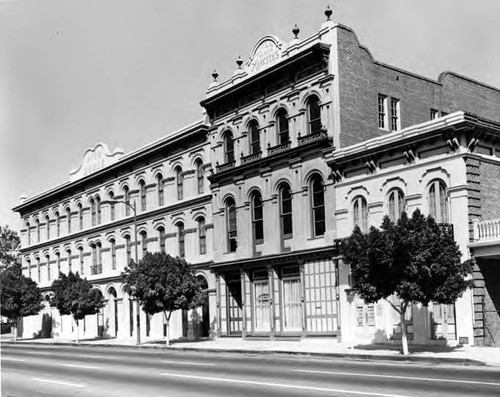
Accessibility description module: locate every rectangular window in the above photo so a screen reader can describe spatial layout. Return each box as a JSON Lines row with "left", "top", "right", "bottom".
{"left": 378, "top": 95, "right": 388, "bottom": 129}
{"left": 430, "top": 108, "right": 439, "bottom": 120}
{"left": 390, "top": 98, "right": 400, "bottom": 131}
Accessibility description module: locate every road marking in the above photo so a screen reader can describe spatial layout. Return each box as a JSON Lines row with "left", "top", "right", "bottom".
{"left": 162, "top": 360, "right": 214, "bottom": 366}
{"left": 60, "top": 363, "right": 102, "bottom": 370}
{"left": 78, "top": 354, "right": 117, "bottom": 360}
{"left": 1, "top": 357, "right": 25, "bottom": 362}
{"left": 160, "top": 372, "right": 409, "bottom": 397}
{"left": 292, "top": 369, "right": 500, "bottom": 387}
{"left": 32, "top": 378, "right": 85, "bottom": 388}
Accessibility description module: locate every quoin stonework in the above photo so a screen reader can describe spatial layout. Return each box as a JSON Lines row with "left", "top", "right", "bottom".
{"left": 13, "top": 8, "right": 500, "bottom": 347}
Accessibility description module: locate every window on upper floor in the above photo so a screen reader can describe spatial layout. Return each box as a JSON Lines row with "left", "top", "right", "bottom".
{"left": 46, "top": 254, "right": 50, "bottom": 281}
{"left": 390, "top": 98, "right": 400, "bottom": 131}
{"left": 90, "top": 198, "right": 97, "bottom": 226}
{"left": 108, "top": 191, "right": 115, "bottom": 221}
{"left": 125, "top": 235, "right": 131, "bottom": 265}
{"left": 388, "top": 189, "right": 405, "bottom": 221}
{"left": 139, "top": 180, "right": 147, "bottom": 212}
{"left": 141, "top": 232, "right": 147, "bottom": 259}
{"left": 249, "top": 120, "right": 260, "bottom": 155}
{"left": 226, "top": 197, "right": 237, "bottom": 253}
{"left": 96, "top": 196, "right": 101, "bottom": 224}
{"left": 56, "top": 252, "right": 60, "bottom": 277}
{"left": 26, "top": 222, "right": 31, "bottom": 245}
{"left": 378, "top": 94, "right": 388, "bottom": 129}
{"left": 307, "top": 95, "right": 322, "bottom": 135}
{"left": 55, "top": 212, "right": 60, "bottom": 237}
{"left": 276, "top": 108, "right": 289, "bottom": 145}
{"left": 197, "top": 217, "right": 206, "bottom": 255}
{"left": 124, "top": 186, "right": 131, "bottom": 216}
{"left": 175, "top": 167, "right": 184, "bottom": 201}
{"left": 223, "top": 131, "right": 235, "bottom": 163}
{"left": 279, "top": 182, "right": 293, "bottom": 239}
{"left": 353, "top": 196, "right": 368, "bottom": 233}
{"left": 177, "top": 222, "right": 185, "bottom": 258}
{"left": 110, "top": 239, "right": 116, "bottom": 270}
{"left": 310, "top": 175, "right": 325, "bottom": 237}
{"left": 36, "top": 219, "right": 40, "bottom": 243}
{"left": 195, "top": 160, "right": 204, "bottom": 194}
{"left": 67, "top": 249, "right": 72, "bottom": 274}
{"left": 78, "top": 204, "right": 84, "bottom": 230}
{"left": 430, "top": 109, "right": 439, "bottom": 120}
{"left": 158, "top": 227, "right": 166, "bottom": 253}
{"left": 36, "top": 257, "right": 41, "bottom": 282}
{"left": 251, "top": 191, "right": 264, "bottom": 245}
{"left": 429, "top": 180, "right": 448, "bottom": 223}
{"left": 26, "top": 259, "right": 31, "bottom": 279}
{"left": 66, "top": 208, "right": 71, "bottom": 234}
{"left": 157, "top": 174, "right": 164, "bottom": 206}
{"left": 45, "top": 215, "right": 50, "bottom": 240}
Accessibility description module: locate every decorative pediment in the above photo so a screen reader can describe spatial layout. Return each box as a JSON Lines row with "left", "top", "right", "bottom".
{"left": 69, "top": 143, "right": 124, "bottom": 182}
{"left": 245, "top": 35, "right": 286, "bottom": 76}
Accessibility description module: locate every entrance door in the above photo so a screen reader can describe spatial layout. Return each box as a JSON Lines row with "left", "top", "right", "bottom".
{"left": 431, "top": 303, "right": 456, "bottom": 340}
{"left": 253, "top": 280, "right": 271, "bottom": 333}
{"left": 226, "top": 280, "right": 243, "bottom": 335}
{"left": 282, "top": 278, "right": 302, "bottom": 332}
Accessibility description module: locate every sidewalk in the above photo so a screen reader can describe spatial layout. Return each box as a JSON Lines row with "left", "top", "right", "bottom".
{"left": 2, "top": 333, "right": 499, "bottom": 367}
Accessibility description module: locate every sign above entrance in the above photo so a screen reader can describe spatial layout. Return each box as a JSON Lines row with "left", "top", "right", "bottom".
{"left": 69, "top": 143, "right": 124, "bottom": 181}
{"left": 246, "top": 36, "right": 285, "bottom": 76}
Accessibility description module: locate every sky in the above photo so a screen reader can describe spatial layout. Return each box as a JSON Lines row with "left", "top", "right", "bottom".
{"left": 1, "top": 0, "right": 500, "bottom": 232}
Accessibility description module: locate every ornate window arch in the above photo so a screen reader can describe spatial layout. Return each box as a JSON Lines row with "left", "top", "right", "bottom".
{"left": 310, "top": 174, "right": 325, "bottom": 237}
{"left": 429, "top": 180, "right": 448, "bottom": 223}
{"left": 307, "top": 95, "right": 322, "bottom": 135}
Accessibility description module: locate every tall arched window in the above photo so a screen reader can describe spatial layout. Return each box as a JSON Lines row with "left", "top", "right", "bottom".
{"left": 66, "top": 208, "right": 71, "bottom": 234}
{"left": 276, "top": 108, "right": 289, "bottom": 145}
{"left": 79, "top": 247, "right": 84, "bottom": 274}
{"left": 177, "top": 223, "right": 185, "bottom": 258}
{"left": 195, "top": 160, "right": 204, "bottom": 194}
{"left": 279, "top": 183, "right": 293, "bottom": 238}
{"left": 67, "top": 249, "right": 72, "bottom": 274}
{"left": 353, "top": 196, "right": 368, "bottom": 232}
{"left": 108, "top": 191, "right": 116, "bottom": 221}
{"left": 388, "top": 189, "right": 405, "bottom": 221}
{"left": 158, "top": 227, "right": 166, "bottom": 253}
{"left": 307, "top": 95, "right": 322, "bottom": 135}
{"left": 249, "top": 120, "right": 260, "bottom": 155}
{"left": 46, "top": 254, "right": 50, "bottom": 281}
{"left": 36, "top": 219, "right": 40, "bottom": 243}
{"left": 157, "top": 174, "right": 164, "bottom": 206}
{"left": 78, "top": 204, "right": 84, "bottom": 230}
{"left": 124, "top": 186, "right": 130, "bottom": 216}
{"left": 429, "top": 180, "right": 448, "bottom": 223}
{"left": 223, "top": 131, "right": 234, "bottom": 163}
{"left": 198, "top": 217, "right": 206, "bottom": 255}
{"left": 96, "top": 196, "right": 101, "bottom": 224}
{"left": 226, "top": 197, "right": 237, "bottom": 252}
{"left": 56, "top": 252, "right": 60, "bottom": 277}
{"left": 251, "top": 191, "right": 264, "bottom": 244}
{"left": 125, "top": 235, "right": 131, "bottom": 265}
{"left": 310, "top": 175, "right": 325, "bottom": 237}
{"left": 176, "top": 167, "right": 184, "bottom": 200}
{"left": 36, "top": 257, "right": 41, "bottom": 282}
{"left": 139, "top": 180, "right": 147, "bottom": 211}
{"left": 26, "top": 222, "right": 31, "bottom": 245}
{"left": 45, "top": 215, "right": 50, "bottom": 240}
{"left": 141, "top": 232, "right": 147, "bottom": 258}
{"left": 110, "top": 239, "right": 116, "bottom": 270}
{"left": 55, "top": 211, "right": 60, "bottom": 237}
{"left": 26, "top": 259, "right": 31, "bottom": 279}
{"left": 90, "top": 198, "right": 96, "bottom": 226}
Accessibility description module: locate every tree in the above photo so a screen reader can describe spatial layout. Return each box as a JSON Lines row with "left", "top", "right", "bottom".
{"left": 50, "top": 272, "right": 104, "bottom": 343}
{"left": 340, "top": 209, "right": 472, "bottom": 355}
{"left": 0, "top": 263, "right": 43, "bottom": 341}
{"left": 123, "top": 252, "right": 205, "bottom": 346}
{"left": 0, "top": 225, "right": 20, "bottom": 270}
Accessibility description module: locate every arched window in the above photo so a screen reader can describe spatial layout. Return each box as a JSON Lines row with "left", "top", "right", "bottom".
{"left": 310, "top": 175, "right": 325, "bottom": 237}
{"left": 141, "top": 232, "right": 147, "bottom": 258}
{"left": 66, "top": 208, "right": 71, "bottom": 234}
{"left": 158, "top": 227, "right": 166, "bottom": 253}
{"left": 46, "top": 254, "right": 50, "bottom": 282}
{"left": 279, "top": 183, "right": 293, "bottom": 238}
{"left": 90, "top": 198, "right": 96, "bottom": 226}
{"left": 176, "top": 167, "right": 184, "bottom": 201}
{"left": 78, "top": 204, "right": 84, "bottom": 230}
{"left": 96, "top": 196, "right": 101, "bottom": 224}
{"left": 177, "top": 223, "right": 185, "bottom": 258}
{"left": 157, "top": 174, "right": 164, "bottom": 206}
{"left": 26, "top": 222, "right": 31, "bottom": 245}
{"left": 353, "top": 196, "right": 368, "bottom": 232}
{"left": 197, "top": 217, "right": 206, "bottom": 255}
{"left": 36, "top": 219, "right": 40, "bottom": 243}
{"left": 124, "top": 186, "right": 131, "bottom": 216}
{"left": 91, "top": 244, "right": 102, "bottom": 274}
{"left": 139, "top": 180, "right": 147, "bottom": 212}
{"left": 45, "top": 215, "right": 50, "bottom": 240}
{"left": 251, "top": 191, "right": 264, "bottom": 244}
{"left": 125, "top": 235, "right": 131, "bottom": 264}
{"left": 226, "top": 197, "right": 237, "bottom": 252}
{"left": 307, "top": 95, "right": 322, "bottom": 135}
{"left": 56, "top": 252, "right": 60, "bottom": 277}
{"left": 79, "top": 247, "right": 84, "bottom": 275}
{"left": 108, "top": 191, "right": 116, "bottom": 221}
{"left": 26, "top": 259, "right": 31, "bottom": 279}
{"left": 249, "top": 120, "right": 260, "bottom": 155}
{"left": 276, "top": 108, "right": 289, "bottom": 145}
{"left": 429, "top": 180, "right": 448, "bottom": 223}
{"left": 223, "top": 131, "right": 235, "bottom": 163}
{"left": 110, "top": 239, "right": 116, "bottom": 270}
{"left": 67, "top": 249, "right": 72, "bottom": 274}
{"left": 196, "top": 160, "right": 204, "bottom": 194}
{"left": 388, "top": 189, "right": 405, "bottom": 221}
{"left": 36, "top": 257, "right": 41, "bottom": 282}
{"left": 55, "top": 211, "right": 60, "bottom": 237}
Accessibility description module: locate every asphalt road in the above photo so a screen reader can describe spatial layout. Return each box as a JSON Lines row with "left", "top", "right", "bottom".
{"left": 2, "top": 344, "right": 500, "bottom": 397}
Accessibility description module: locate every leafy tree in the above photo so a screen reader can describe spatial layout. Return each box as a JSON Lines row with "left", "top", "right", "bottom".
{"left": 0, "top": 225, "right": 20, "bottom": 270}
{"left": 123, "top": 252, "right": 205, "bottom": 346}
{"left": 50, "top": 271, "right": 104, "bottom": 343}
{"left": 340, "top": 209, "right": 472, "bottom": 355}
{"left": 0, "top": 263, "right": 43, "bottom": 341}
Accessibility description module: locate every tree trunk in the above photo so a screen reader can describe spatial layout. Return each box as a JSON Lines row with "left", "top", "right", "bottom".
{"left": 164, "top": 311, "right": 171, "bottom": 347}
{"left": 13, "top": 320, "right": 18, "bottom": 343}
{"left": 75, "top": 318, "right": 79, "bottom": 344}
{"left": 400, "top": 302, "right": 409, "bottom": 356}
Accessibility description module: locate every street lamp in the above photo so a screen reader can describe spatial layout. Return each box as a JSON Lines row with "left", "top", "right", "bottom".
{"left": 103, "top": 199, "right": 140, "bottom": 345}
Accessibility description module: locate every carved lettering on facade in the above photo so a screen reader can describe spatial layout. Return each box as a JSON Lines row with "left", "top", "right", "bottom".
{"left": 247, "top": 36, "right": 284, "bottom": 76}
{"left": 69, "top": 143, "right": 124, "bottom": 182}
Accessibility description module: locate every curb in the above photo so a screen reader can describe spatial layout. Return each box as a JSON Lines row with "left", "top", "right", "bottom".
{"left": 2, "top": 341, "right": 486, "bottom": 366}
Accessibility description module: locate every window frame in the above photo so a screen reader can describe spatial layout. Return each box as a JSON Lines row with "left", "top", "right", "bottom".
{"left": 198, "top": 217, "right": 206, "bottom": 255}
{"left": 353, "top": 196, "right": 368, "bottom": 232}
{"left": 390, "top": 97, "right": 401, "bottom": 131}
{"left": 248, "top": 120, "right": 260, "bottom": 155}
{"left": 388, "top": 189, "right": 405, "bottom": 221}
{"left": 176, "top": 167, "right": 184, "bottom": 201}
{"left": 140, "top": 180, "right": 147, "bottom": 212}
{"left": 279, "top": 183, "right": 293, "bottom": 239}
{"left": 310, "top": 176, "right": 325, "bottom": 237}
{"left": 378, "top": 94, "right": 388, "bottom": 130}
{"left": 429, "top": 180, "right": 448, "bottom": 223}
{"left": 276, "top": 108, "right": 290, "bottom": 145}
{"left": 196, "top": 161, "right": 204, "bottom": 194}
{"left": 223, "top": 131, "right": 235, "bottom": 163}
{"left": 177, "top": 223, "right": 185, "bottom": 258}
{"left": 251, "top": 191, "right": 264, "bottom": 245}
{"left": 307, "top": 95, "right": 322, "bottom": 135}
{"left": 226, "top": 198, "right": 238, "bottom": 253}
{"left": 157, "top": 174, "right": 164, "bottom": 206}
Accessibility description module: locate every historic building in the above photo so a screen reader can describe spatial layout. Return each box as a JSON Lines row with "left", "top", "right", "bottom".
{"left": 13, "top": 8, "right": 500, "bottom": 346}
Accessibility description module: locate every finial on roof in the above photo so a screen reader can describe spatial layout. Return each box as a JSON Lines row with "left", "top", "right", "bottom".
{"left": 292, "top": 24, "right": 300, "bottom": 39}
{"left": 212, "top": 68, "right": 219, "bottom": 82}
{"left": 236, "top": 56, "right": 243, "bottom": 69}
{"left": 325, "top": 5, "right": 333, "bottom": 21}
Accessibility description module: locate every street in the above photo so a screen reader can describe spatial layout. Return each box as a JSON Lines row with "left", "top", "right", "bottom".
{"left": 2, "top": 344, "right": 500, "bottom": 396}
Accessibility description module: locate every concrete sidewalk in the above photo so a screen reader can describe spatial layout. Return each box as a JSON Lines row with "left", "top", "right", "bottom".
{"left": 2, "top": 333, "right": 499, "bottom": 367}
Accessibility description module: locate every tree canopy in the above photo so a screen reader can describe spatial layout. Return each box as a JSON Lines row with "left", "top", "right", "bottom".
{"left": 340, "top": 209, "right": 472, "bottom": 354}
{"left": 0, "top": 263, "right": 43, "bottom": 341}
{"left": 0, "top": 225, "right": 20, "bottom": 269}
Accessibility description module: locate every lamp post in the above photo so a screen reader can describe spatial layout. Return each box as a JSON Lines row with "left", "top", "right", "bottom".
{"left": 104, "top": 199, "right": 140, "bottom": 345}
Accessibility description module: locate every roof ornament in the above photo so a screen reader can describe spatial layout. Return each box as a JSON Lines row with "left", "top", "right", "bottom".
{"left": 212, "top": 68, "right": 219, "bottom": 82}
{"left": 325, "top": 5, "right": 333, "bottom": 21}
{"left": 292, "top": 24, "right": 300, "bottom": 39}
{"left": 236, "top": 56, "right": 243, "bottom": 69}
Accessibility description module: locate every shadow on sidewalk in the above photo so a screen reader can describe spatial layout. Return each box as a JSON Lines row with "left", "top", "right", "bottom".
{"left": 353, "top": 343, "right": 460, "bottom": 354}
